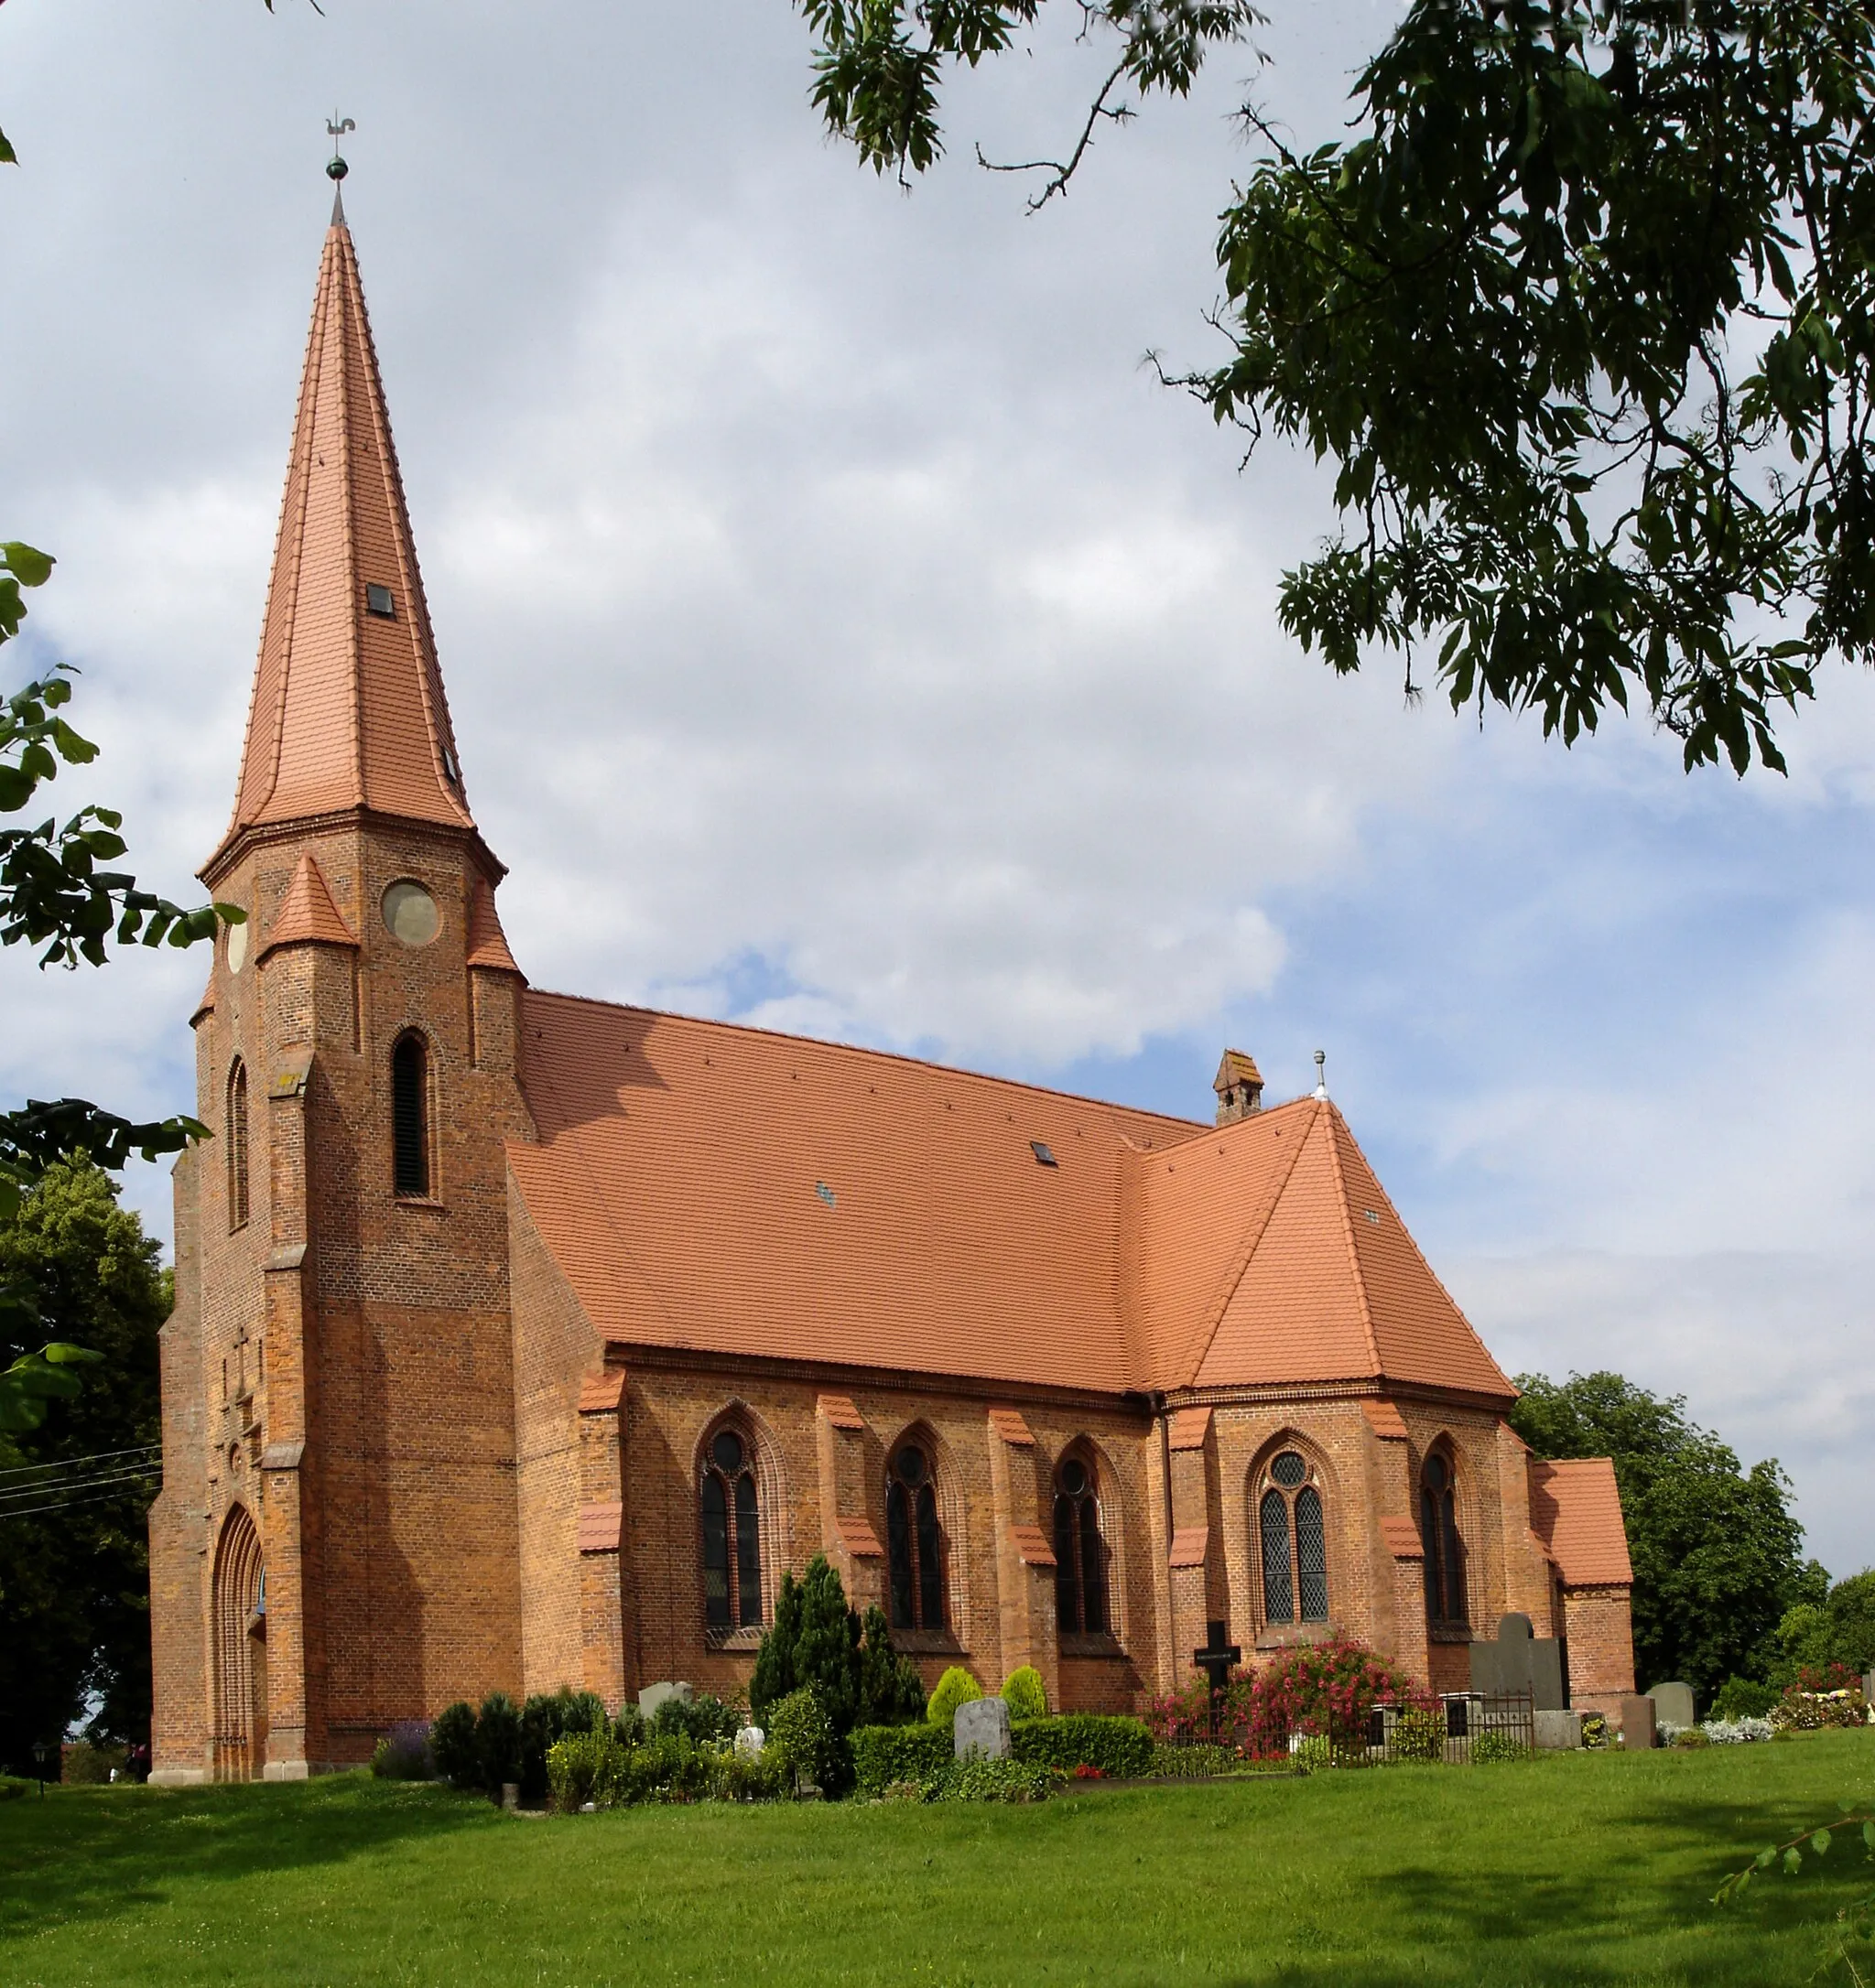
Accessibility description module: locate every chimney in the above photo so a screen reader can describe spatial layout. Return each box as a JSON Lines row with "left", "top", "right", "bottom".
{"left": 1212, "top": 1049, "right": 1264, "bottom": 1126}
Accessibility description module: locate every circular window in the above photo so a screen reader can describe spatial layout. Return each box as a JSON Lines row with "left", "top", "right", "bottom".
{"left": 226, "top": 917, "right": 249, "bottom": 976}
{"left": 1271, "top": 1451, "right": 1307, "bottom": 1487}
{"left": 894, "top": 1444, "right": 927, "bottom": 1486}
{"left": 1060, "top": 1457, "right": 1089, "bottom": 1496}
{"left": 381, "top": 880, "right": 439, "bottom": 947}
{"left": 711, "top": 1430, "right": 744, "bottom": 1474}
{"left": 1424, "top": 1453, "right": 1448, "bottom": 1490}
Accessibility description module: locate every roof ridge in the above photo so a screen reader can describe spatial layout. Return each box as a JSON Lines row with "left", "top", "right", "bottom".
{"left": 1323, "top": 1103, "right": 1385, "bottom": 1378}
{"left": 519, "top": 986, "right": 1205, "bottom": 1135}
{"left": 1152, "top": 1103, "right": 1318, "bottom": 1388}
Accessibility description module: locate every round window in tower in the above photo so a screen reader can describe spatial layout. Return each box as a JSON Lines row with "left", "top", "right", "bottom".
{"left": 381, "top": 880, "right": 439, "bottom": 948}
{"left": 225, "top": 915, "right": 249, "bottom": 976}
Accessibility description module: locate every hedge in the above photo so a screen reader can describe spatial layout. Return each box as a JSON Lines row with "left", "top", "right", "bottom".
{"left": 1011, "top": 1714, "right": 1154, "bottom": 1779}
{"left": 852, "top": 1721, "right": 952, "bottom": 1794}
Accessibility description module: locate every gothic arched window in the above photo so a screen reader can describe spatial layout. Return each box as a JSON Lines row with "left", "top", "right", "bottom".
{"left": 226, "top": 1059, "right": 250, "bottom": 1232}
{"left": 1257, "top": 1449, "right": 1329, "bottom": 1626}
{"left": 886, "top": 1441, "right": 944, "bottom": 1631}
{"left": 391, "top": 1032, "right": 430, "bottom": 1199}
{"left": 1053, "top": 1452, "right": 1107, "bottom": 1635}
{"left": 1420, "top": 1449, "right": 1467, "bottom": 1626}
{"left": 699, "top": 1426, "right": 763, "bottom": 1629}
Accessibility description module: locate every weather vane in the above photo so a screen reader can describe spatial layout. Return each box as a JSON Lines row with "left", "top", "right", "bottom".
{"left": 326, "top": 113, "right": 354, "bottom": 183}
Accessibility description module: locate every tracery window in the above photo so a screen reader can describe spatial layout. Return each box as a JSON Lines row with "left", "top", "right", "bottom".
{"left": 886, "top": 1441, "right": 945, "bottom": 1631}
{"left": 391, "top": 1032, "right": 430, "bottom": 1198}
{"left": 699, "top": 1426, "right": 763, "bottom": 1629}
{"left": 226, "top": 1059, "right": 250, "bottom": 1231}
{"left": 1257, "top": 1449, "right": 1328, "bottom": 1626}
{"left": 1053, "top": 1453, "right": 1107, "bottom": 1635}
{"left": 1420, "top": 1449, "right": 1467, "bottom": 1626}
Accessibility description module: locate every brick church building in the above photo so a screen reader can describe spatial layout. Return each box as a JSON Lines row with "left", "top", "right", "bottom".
{"left": 147, "top": 202, "right": 1635, "bottom": 1782}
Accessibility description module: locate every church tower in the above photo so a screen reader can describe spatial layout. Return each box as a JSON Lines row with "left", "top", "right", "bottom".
{"left": 149, "top": 195, "right": 533, "bottom": 1781}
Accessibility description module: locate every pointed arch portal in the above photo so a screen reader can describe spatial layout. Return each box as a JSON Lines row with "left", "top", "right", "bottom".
{"left": 211, "top": 1506, "right": 266, "bottom": 1780}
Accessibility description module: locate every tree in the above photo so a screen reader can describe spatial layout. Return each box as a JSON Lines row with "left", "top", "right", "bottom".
{"left": 0, "top": 1161, "right": 169, "bottom": 1773}
{"left": 748, "top": 1554, "right": 926, "bottom": 1731}
{"left": 799, "top": 2, "right": 1875, "bottom": 773}
{"left": 1770, "top": 1568, "right": 1875, "bottom": 1687}
{"left": 1511, "top": 1369, "right": 1812, "bottom": 1699}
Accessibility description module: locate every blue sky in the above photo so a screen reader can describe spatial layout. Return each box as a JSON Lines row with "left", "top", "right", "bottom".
{"left": 3, "top": 0, "right": 1870, "bottom": 1581}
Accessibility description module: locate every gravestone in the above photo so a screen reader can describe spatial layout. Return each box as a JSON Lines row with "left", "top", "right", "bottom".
{"left": 954, "top": 1697, "right": 1013, "bottom": 1761}
{"left": 1469, "top": 1613, "right": 1567, "bottom": 1710}
{"left": 1863, "top": 1670, "right": 1873, "bottom": 1707}
{"left": 1534, "top": 1710, "right": 1583, "bottom": 1750}
{"left": 733, "top": 1726, "right": 765, "bottom": 1759}
{"left": 638, "top": 1680, "right": 692, "bottom": 1721}
{"left": 1645, "top": 1680, "right": 1696, "bottom": 1731}
{"left": 1620, "top": 1694, "right": 1657, "bottom": 1750}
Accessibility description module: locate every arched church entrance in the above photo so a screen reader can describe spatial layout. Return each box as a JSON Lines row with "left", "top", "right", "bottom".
{"left": 211, "top": 1506, "right": 266, "bottom": 1779}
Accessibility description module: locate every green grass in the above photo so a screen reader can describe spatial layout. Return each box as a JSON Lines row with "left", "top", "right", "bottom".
{"left": 2, "top": 1734, "right": 1872, "bottom": 1985}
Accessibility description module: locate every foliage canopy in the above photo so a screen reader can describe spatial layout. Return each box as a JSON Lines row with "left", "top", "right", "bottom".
{"left": 799, "top": 0, "right": 1875, "bottom": 773}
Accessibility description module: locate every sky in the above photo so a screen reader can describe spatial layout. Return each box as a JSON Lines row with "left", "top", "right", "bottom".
{"left": 3, "top": 0, "right": 1870, "bottom": 1585}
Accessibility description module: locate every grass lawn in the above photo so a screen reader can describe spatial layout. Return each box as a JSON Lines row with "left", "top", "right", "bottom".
{"left": 3, "top": 1733, "right": 1873, "bottom": 1986}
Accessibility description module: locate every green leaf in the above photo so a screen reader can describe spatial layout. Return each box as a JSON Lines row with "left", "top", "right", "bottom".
{"left": 0, "top": 125, "right": 16, "bottom": 167}
{"left": 1785, "top": 1847, "right": 1803, "bottom": 1875}
{"left": 1, "top": 543, "right": 55, "bottom": 588}
{"left": 1815, "top": 1828, "right": 1834, "bottom": 1857}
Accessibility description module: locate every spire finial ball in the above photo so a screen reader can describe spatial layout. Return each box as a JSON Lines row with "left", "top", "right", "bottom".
{"left": 326, "top": 156, "right": 348, "bottom": 182}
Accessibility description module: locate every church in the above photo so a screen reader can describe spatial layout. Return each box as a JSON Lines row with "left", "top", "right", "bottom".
{"left": 147, "top": 200, "right": 1635, "bottom": 1782}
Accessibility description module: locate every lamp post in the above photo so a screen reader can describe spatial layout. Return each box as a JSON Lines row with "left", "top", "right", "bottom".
{"left": 30, "top": 1738, "right": 50, "bottom": 1798}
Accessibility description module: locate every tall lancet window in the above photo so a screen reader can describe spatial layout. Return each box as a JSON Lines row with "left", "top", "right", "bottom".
{"left": 699, "top": 1426, "right": 763, "bottom": 1630}
{"left": 1257, "top": 1450, "right": 1329, "bottom": 1626}
{"left": 226, "top": 1060, "right": 250, "bottom": 1232}
{"left": 1053, "top": 1452, "right": 1108, "bottom": 1635}
{"left": 391, "top": 1032, "right": 430, "bottom": 1199}
{"left": 1420, "top": 1450, "right": 1468, "bottom": 1626}
{"left": 886, "top": 1442, "right": 945, "bottom": 1631}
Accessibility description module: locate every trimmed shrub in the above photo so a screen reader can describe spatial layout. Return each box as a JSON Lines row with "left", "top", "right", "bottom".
{"left": 520, "top": 1688, "right": 608, "bottom": 1802}
{"left": 430, "top": 1702, "right": 479, "bottom": 1788}
{"left": 1002, "top": 1667, "right": 1046, "bottom": 1720}
{"left": 1470, "top": 1730, "right": 1530, "bottom": 1764}
{"left": 941, "top": 1756, "right": 1053, "bottom": 1803}
{"left": 1011, "top": 1714, "right": 1153, "bottom": 1779}
{"left": 60, "top": 1742, "right": 125, "bottom": 1785}
{"left": 852, "top": 1721, "right": 952, "bottom": 1796}
{"left": 1149, "top": 1742, "right": 1240, "bottom": 1779}
{"left": 709, "top": 1745, "right": 790, "bottom": 1803}
{"left": 474, "top": 1691, "right": 524, "bottom": 1793}
{"left": 927, "top": 1667, "right": 982, "bottom": 1727}
{"left": 768, "top": 1685, "right": 839, "bottom": 1795}
{"left": 1673, "top": 1726, "right": 1712, "bottom": 1748}
{"left": 0, "top": 1776, "right": 30, "bottom": 1801}
{"left": 1712, "top": 1676, "right": 1778, "bottom": 1721}
{"left": 1390, "top": 1708, "right": 1446, "bottom": 1762}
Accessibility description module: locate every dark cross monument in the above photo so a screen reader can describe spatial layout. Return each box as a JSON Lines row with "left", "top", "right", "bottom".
{"left": 1469, "top": 1612, "right": 1567, "bottom": 1710}
{"left": 1194, "top": 1619, "right": 1241, "bottom": 1739}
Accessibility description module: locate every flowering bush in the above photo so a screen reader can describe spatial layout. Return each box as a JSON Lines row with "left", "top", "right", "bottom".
{"left": 1772, "top": 1665, "right": 1870, "bottom": 1732}
{"left": 1470, "top": 1730, "right": 1530, "bottom": 1765}
{"left": 1146, "top": 1639, "right": 1429, "bottom": 1760}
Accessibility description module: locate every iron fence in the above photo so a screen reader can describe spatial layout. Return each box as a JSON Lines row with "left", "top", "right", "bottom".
{"left": 1155, "top": 1690, "right": 1537, "bottom": 1768}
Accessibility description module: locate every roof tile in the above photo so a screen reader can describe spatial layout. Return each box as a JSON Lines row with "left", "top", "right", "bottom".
{"left": 1528, "top": 1458, "right": 1633, "bottom": 1586}
{"left": 988, "top": 1406, "right": 1035, "bottom": 1447}
{"left": 258, "top": 852, "right": 357, "bottom": 959}
{"left": 578, "top": 1368, "right": 625, "bottom": 1413}
{"left": 1361, "top": 1399, "right": 1411, "bottom": 1440}
{"left": 834, "top": 1516, "right": 884, "bottom": 1558}
{"left": 818, "top": 1394, "right": 866, "bottom": 1432}
{"left": 577, "top": 1501, "right": 623, "bottom": 1553}
{"left": 1379, "top": 1515, "right": 1425, "bottom": 1559}
{"left": 1010, "top": 1523, "right": 1057, "bottom": 1567}
{"left": 1168, "top": 1526, "right": 1209, "bottom": 1569}
{"left": 1167, "top": 1406, "right": 1212, "bottom": 1451}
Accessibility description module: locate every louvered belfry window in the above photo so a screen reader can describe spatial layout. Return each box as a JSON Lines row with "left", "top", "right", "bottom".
{"left": 700, "top": 1426, "right": 763, "bottom": 1629}
{"left": 886, "top": 1442, "right": 945, "bottom": 1630}
{"left": 226, "top": 1060, "right": 250, "bottom": 1231}
{"left": 1258, "top": 1449, "right": 1330, "bottom": 1626}
{"left": 391, "top": 1032, "right": 429, "bottom": 1198}
{"left": 1053, "top": 1453, "right": 1108, "bottom": 1635}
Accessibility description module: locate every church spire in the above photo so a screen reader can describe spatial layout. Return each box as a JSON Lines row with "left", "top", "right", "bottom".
{"left": 208, "top": 199, "right": 474, "bottom": 876}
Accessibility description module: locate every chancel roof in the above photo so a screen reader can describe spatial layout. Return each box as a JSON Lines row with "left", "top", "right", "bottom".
{"left": 508, "top": 992, "right": 1516, "bottom": 1402}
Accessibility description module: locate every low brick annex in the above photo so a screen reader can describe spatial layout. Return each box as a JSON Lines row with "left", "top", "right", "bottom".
{"left": 146, "top": 205, "right": 1636, "bottom": 1783}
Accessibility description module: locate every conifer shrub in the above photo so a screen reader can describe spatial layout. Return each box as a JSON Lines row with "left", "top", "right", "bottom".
{"left": 927, "top": 1666, "right": 982, "bottom": 1727}
{"left": 1002, "top": 1666, "right": 1046, "bottom": 1720}
{"left": 474, "top": 1691, "right": 524, "bottom": 1793}
{"left": 612, "top": 1703, "right": 646, "bottom": 1750}
{"left": 851, "top": 1721, "right": 952, "bottom": 1795}
{"left": 429, "top": 1702, "right": 479, "bottom": 1788}
{"left": 749, "top": 1558, "right": 925, "bottom": 1740}
{"left": 519, "top": 1688, "right": 608, "bottom": 1802}
{"left": 858, "top": 1605, "right": 927, "bottom": 1724}
{"left": 1011, "top": 1713, "right": 1152, "bottom": 1778}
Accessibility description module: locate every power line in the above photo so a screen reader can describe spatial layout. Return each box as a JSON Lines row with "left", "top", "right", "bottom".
{"left": 0, "top": 1464, "right": 159, "bottom": 1511}
{"left": 0, "top": 1442, "right": 161, "bottom": 1482}
{"left": 0, "top": 1482, "right": 161, "bottom": 1522}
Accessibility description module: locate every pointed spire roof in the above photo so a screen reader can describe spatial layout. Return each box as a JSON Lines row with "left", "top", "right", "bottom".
{"left": 258, "top": 852, "right": 359, "bottom": 960}
{"left": 210, "top": 203, "right": 474, "bottom": 873}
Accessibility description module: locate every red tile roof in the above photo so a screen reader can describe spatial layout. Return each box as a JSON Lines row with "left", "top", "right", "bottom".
{"left": 1379, "top": 1515, "right": 1424, "bottom": 1559}
{"left": 1010, "top": 1524, "right": 1057, "bottom": 1566}
{"left": 578, "top": 1368, "right": 625, "bottom": 1413}
{"left": 1528, "top": 1458, "right": 1633, "bottom": 1586}
{"left": 257, "top": 852, "right": 357, "bottom": 959}
{"left": 834, "top": 1516, "right": 884, "bottom": 1558}
{"left": 1167, "top": 1407, "right": 1212, "bottom": 1451}
{"left": 988, "top": 1407, "right": 1035, "bottom": 1447}
{"left": 1361, "top": 1399, "right": 1411, "bottom": 1440}
{"left": 466, "top": 881, "right": 523, "bottom": 976}
{"left": 1168, "top": 1527, "right": 1209, "bottom": 1569}
{"left": 577, "top": 1502, "right": 623, "bottom": 1553}
{"left": 210, "top": 211, "right": 472, "bottom": 874}
{"left": 818, "top": 1394, "right": 866, "bottom": 1431}
{"left": 505, "top": 994, "right": 1519, "bottom": 1405}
